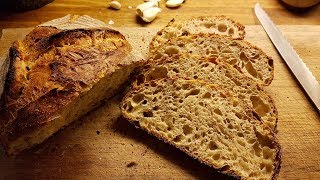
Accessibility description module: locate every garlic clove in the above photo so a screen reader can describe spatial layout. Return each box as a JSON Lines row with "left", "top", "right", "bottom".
{"left": 166, "top": 0, "right": 184, "bottom": 8}
{"left": 109, "top": 1, "right": 121, "bottom": 10}
{"left": 136, "top": 1, "right": 158, "bottom": 17}
{"left": 141, "top": 7, "right": 162, "bottom": 22}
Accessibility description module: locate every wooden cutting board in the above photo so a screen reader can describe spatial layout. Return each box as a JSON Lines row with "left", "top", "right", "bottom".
{"left": 0, "top": 24, "right": 319, "bottom": 179}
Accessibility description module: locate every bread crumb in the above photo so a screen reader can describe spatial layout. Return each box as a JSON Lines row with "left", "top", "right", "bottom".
{"left": 108, "top": 20, "right": 115, "bottom": 25}
{"left": 128, "top": 5, "right": 132, "bottom": 9}
{"left": 126, "top": 161, "right": 137, "bottom": 167}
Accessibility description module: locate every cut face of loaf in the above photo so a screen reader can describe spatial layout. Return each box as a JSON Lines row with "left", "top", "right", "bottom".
{"left": 150, "top": 34, "right": 274, "bottom": 86}
{"left": 121, "top": 78, "right": 281, "bottom": 179}
{"left": 0, "top": 26, "right": 144, "bottom": 155}
{"left": 133, "top": 55, "right": 278, "bottom": 131}
{"left": 149, "top": 16, "right": 245, "bottom": 51}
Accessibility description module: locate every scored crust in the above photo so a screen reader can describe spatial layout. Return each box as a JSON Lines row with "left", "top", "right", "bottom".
{"left": 0, "top": 26, "right": 144, "bottom": 154}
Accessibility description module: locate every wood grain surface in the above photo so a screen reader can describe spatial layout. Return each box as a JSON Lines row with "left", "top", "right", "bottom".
{"left": 0, "top": 24, "right": 319, "bottom": 179}
{"left": 0, "top": 0, "right": 319, "bottom": 30}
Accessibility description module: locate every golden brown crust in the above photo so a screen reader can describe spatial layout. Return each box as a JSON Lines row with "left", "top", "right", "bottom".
{"left": 0, "top": 26, "right": 135, "bottom": 144}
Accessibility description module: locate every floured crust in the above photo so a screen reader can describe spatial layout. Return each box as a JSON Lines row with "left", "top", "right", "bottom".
{"left": 0, "top": 26, "right": 144, "bottom": 154}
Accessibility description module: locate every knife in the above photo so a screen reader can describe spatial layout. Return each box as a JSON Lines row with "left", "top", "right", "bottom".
{"left": 254, "top": 3, "right": 320, "bottom": 112}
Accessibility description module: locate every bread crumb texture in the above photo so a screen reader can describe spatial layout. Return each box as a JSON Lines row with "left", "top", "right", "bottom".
{"left": 121, "top": 78, "right": 281, "bottom": 179}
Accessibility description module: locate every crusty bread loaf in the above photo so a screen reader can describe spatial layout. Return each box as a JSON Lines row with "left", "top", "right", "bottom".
{"left": 149, "top": 16, "right": 245, "bottom": 52}
{"left": 150, "top": 34, "right": 274, "bottom": 86}
{"left": 133, "top": 55, "right": 278, "bottom": 131}
{"left": 0, "top": 26, "right": 144, "bottom": 155}
{"left": 121, "top": 78, "right": 281, "bottom": 179}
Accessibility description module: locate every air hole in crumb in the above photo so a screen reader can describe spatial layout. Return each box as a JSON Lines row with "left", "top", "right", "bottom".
{"left": 142, "top": 100, "right": 147, "bottom": 105}
{"left": 173, "top": 135, "right": 182, "bottom": 142}
{"left": 146, "top": 67, "right": 168, "bottom": 81}
{"left": 240, "top": 52, "right": 249, "bottom": 62}
{"left": 220, "top": 165, "right": 230, "bottom": 171}
{"left": 253, "top": 142, "right": 262, "bottom": 156}
{"left": 127, "top": 162, "right": 137, "bottom": 168}
{"left": 126, "top": 102, "right": 133, "bottom": 112}
{"left": 203, "top": 22, "right": 214, "bottom": 28}
{"left": 182, "top": 84, "right": 190, "bottom": 90}
{"left": 213, "top": 153, "right": 220, "bottom": 160}
{"left": 235, "top": 113, "right": 243, "bottom": 119}
{"left": 153, "top": 106, "right": 159, "bottom": 110}
{"left": 150, "top": 81, "right": 157, "bottom": 87}
{"left": 209, "top": 141, "right": 218, "bottom": 150}
{"left": 237, "top": 132, "right": 244, "bottom": 137}
{"left": 228, "top": 28, "right": 234, "bottom": 35}
{"left": 203, "top": 92, "right": 211, "bottom": 99}
{"left": 183, "top": 125, "right": 193, "bottom": 135}
{"left": 214, "top": 109, "right": 222, "bottom": 115}
{"left": 132, "top": 94, "right": 145, "bottom": 103}
{"left": 268, "top": 59, "right": 273, "bottom": 67}
{"left": 181, "top": 31, "right": 189, "bottom": 36}
{"left": 265, "top": 164, "right": 272, "bottom": 172}
{"left": 136, "top": 74, "right": 145, "bottom": 85}
{"left": 245, "top": 62, "right": 258, "bottom": 78}
{"left": 193, "top": 75, "right": 198, "bottom": 79}
{"left": 143, "top": 111, "right": 153, "bottom": 117}
{"left": 177, "top": 43, "right": 184, "bottom": 47}
{"left": 179, "top": 99, "right": 183, "bottom": 103}
{"left": 18, "top": 87, "right": 24, "bottom": 96}
{"left": 218, "top": 24, "right": 227, "bottom": 32}
{"left": 172, "top": 68, "right": 179, "bottom": 73}
{"left": 26, "top": 66, "right": 30, "bottom": 71}
{"left": 165, "top": 46, "right": 179, "bottom": 55}
{"left": 186, "top": 89, "right": 200, "bottom": 97}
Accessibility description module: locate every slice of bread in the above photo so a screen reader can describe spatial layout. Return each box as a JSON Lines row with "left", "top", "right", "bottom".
{"left": 133, "top": 55, "right": 278, "bottom": 131}
{"left": 150, "top": 34, "right": 274, "bottom": 86}
{"left": 149, "top": 16, "right": 245, "bottom": 52}
{"left": 121, "top": 78, "right": 281, "bottom": 179}
{"left": 0, "top": 26, "right": 144, "bottom": 155}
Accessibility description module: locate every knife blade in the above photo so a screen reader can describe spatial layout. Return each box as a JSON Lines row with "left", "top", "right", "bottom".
{"left": 254, "top": 3, "right": 320, "bottom": 112}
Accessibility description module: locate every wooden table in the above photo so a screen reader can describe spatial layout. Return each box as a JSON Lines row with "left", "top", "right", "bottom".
{"left": 0, "top": 0, "right": 319, "bottom": 30}
{"left": 0, "top": 0, "right": 320, "bottom": 179}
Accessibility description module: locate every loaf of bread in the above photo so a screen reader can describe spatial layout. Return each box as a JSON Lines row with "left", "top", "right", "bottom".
{"left": 133, "top": 55, "right": 278, "bottom": 131}
{"left": 121, "top": 78, "right": 281, "bottom": 179}
{"left": 149, "top": 16, "right": 245, "bottom": 52}
{"left": 0, "top": 26, "right": 144, "bottom": 155}
{"left": 150, "top": 34, "right": 274, "bottom": 86}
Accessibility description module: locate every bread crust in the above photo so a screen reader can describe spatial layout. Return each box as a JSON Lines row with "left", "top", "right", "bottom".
{"left": 0, "top": 26, "right": 141, "bottom": 153}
